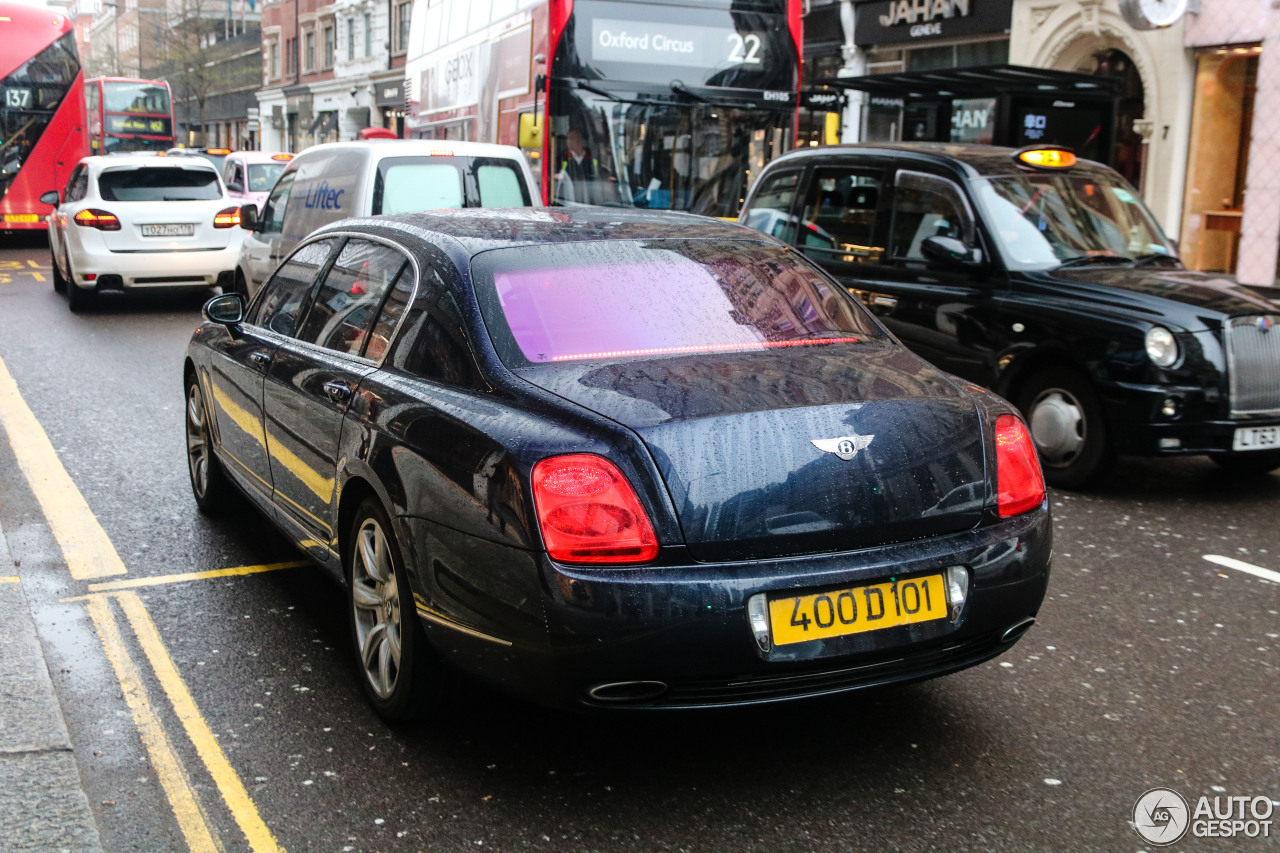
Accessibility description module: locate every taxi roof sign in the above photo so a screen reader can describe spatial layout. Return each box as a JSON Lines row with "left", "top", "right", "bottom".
{"left": 1015, "top": 147, "right": 1077, "bottom": 169}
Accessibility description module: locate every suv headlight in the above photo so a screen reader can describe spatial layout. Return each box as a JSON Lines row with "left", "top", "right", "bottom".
{"left": 1145, "top": 326, "right": 1179, "bottom": 367}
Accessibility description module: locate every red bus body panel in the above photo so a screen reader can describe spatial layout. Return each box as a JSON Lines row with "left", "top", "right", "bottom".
{"left": 0, "top": 4, "right": 87, "bottom": 230}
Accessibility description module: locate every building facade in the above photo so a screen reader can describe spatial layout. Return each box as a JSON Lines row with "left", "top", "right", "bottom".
{"left": 255, "top": 0, "right": 410, "bottom": 152}
{"left": 1180, "top": 0, "right": 1279, "bottom": 286}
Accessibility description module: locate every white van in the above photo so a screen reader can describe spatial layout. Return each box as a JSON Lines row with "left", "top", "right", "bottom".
{"left": 234, "top": 140, "right": 540, "bottom": 296}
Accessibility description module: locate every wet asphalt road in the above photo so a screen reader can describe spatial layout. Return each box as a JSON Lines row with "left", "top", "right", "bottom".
{"left": 0, "top": 236, "right": 1277, "bottom": 852}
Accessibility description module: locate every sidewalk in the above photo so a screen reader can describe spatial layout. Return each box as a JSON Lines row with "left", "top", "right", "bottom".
{"left": 0, "top": 521, "right": 103, "bottom": 852}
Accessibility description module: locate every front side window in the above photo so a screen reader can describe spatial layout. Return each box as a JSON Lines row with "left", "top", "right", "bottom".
{"left": 261, "top": 171, "right": 295, "bottom": 233}
{"left": 97, "top": 167, "right": 221, "bottom": 202}
{"left": 889, "top": 171, "right": 974, "bottom": 261}
{"left": 800, "top": 168, "right": 883, "bottom": 260}
{"left": 294, "top": 239, "right": 410, "bottom": 357}
{"left": 973, "top": 172, "right": 1174, "bottom": 270}
{"left": 472, "top": 239, "right": 887, "bottom": 367}
{"left": 251, "top": 239, "right": 337, "bottom": 336}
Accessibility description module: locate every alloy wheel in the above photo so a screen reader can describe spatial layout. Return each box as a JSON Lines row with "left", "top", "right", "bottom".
{"left": 186, "top": 383, "right": 211, "bottom": 498}
{"left": 351, "top": 518, "right": 402, "bottom": 700}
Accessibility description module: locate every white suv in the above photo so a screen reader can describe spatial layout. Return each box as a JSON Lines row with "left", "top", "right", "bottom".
{"left": 43, "top": 155, "right": 245, "bottom": 312}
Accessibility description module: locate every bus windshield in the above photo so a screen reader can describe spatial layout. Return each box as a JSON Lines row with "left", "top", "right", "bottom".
{"left": 0, "top": 31, "right": 79, "bottom": 201}
{"left": 549, "top": 92, "right": 791, "bottom": 217}
{"left": 103, "top": 81, "right": 171, "bottom": 115}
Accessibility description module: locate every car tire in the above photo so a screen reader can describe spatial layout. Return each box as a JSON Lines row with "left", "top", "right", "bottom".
{"left": 1015, "top": 368, "right": 1113, "bottom": 489}
{"left": 233, "top": 269, "right": 250, "bottom": 299}
{"left": 346, "top": 498, "right": 454, "bottom": 723}
{"left": 51, "top": 251, "right": 66, "bottom": 294}
{"left": 184, "top": 374, "right": 235, "bottom": 513}
{"left": 66, "top": 280, "right": 95, "bottom": 313}
{"left": 1211, "top": 451, "right": 1280, "bottom": 475}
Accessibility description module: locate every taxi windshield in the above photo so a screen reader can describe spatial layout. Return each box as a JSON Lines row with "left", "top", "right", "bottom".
{"left": 972, "top": 172, "right": 1175, "bottom": 271}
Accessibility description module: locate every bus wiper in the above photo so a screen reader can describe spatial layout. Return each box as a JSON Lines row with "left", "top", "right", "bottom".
{"left": 1056, "top": 253, "right": 1132, "bottom": 268}
{"left": 572, "top": 79, "right": 624, "bottom": 102}
{"left": 669, "top": 82, "right": 754, "bottom": 109}
{"left": 1131, "top": 253, "right": 1182, "bottom": 268}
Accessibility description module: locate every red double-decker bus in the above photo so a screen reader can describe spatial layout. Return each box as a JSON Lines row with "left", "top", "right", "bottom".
{"left": 404, "top": 0, "right": 803, "bottom": 217}
{"left": 0, "top": 3, "right": 87, "bottom": 232}
{"left": 85, "top": 77, "right": 176, "bottom": 154}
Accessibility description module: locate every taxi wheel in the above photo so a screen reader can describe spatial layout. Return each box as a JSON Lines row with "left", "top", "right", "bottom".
{"left": 1016, "top": 368, "right": 1113, "bottom": 489}
{"left": 346, "top": 498, "right": 455, "bottom": 723}
{"left": 1212, "top": 451, "right": 1280, "bottom": 475}
{"left": 184, "top": 375, "right": 234, "bottom": 512}
{"left": 233, "top": 270, "right": 250, "bottom": 299}
{"left": 51, "top": 252, "right": 66, "bottom": 294}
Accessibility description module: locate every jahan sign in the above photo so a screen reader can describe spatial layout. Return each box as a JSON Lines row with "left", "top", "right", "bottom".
{"left": 855, "top": 0, "right": 1011, "bottom": 45}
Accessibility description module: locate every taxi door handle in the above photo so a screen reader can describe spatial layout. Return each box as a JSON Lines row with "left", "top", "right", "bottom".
{"left": 249, "top": 351, "right": 272, "bottom": 368}
{"left": 323, "top": 380, "right": 353, "bottom": 405}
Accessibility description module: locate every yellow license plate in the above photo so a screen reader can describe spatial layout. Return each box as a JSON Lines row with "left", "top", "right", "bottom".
{"left": 4, "top": 214, "right": 39, "bottom": 223}
{"left": 768, "top": 574, "right": 948, "bottom": 646}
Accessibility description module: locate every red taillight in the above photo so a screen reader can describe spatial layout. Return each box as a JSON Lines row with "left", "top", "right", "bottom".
{"left": 73, "top": 208, "right": 121, "bottom": 231}
{"left": 995, "top": 414, "right": 1045, "bottom": 517}
{"left": 213, "top": 207, "right": 241, "bottom": 228}
{"left": 531, "top": 454, "right": 659, "bottom": 564}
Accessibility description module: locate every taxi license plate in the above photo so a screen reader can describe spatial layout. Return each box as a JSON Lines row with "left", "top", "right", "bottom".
{"left": 3, "top": 214, "right": 40, "bottom": 223}
{"left": 1232, "top": 426, "right": 1280, "bottom": 451}
{"left": 768, "top": 574, "right": 948, "bottom": 646}
{"left": 141, "top": 223, "right": 195, "bottom": 237}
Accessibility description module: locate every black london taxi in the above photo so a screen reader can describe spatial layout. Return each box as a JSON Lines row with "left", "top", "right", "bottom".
{"left": 740, "top": 143, "right": 1280, "bottom": 487}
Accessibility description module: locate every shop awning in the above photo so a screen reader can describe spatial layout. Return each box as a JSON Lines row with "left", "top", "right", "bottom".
{"left": 826, "top": 64, "right": 1118, "bottom": 99}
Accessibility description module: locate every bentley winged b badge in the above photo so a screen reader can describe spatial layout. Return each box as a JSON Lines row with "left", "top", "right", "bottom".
{"left": 811, "top": 433, "right": 875, "bottom": 461}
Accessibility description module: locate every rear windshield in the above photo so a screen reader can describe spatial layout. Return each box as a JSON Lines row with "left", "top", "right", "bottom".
{"left": 372, "top": 156, "right": 531, "bottom": 214}
{"left": 248, "top": 163, "right": 285, "bottom": 192}
{"left": 472, "top": 240, "right": 886, "bottom": 366}
{"left": 98, "top": 168, "right": 222, "bottom": 202}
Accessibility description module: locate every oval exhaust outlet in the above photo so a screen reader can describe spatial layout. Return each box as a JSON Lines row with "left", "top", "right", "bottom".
{"left": 586, "top": 681, "right": 668, "bottom": 704}
{"left": 1000, "top": 617, "right": 1036, "bottom": 643}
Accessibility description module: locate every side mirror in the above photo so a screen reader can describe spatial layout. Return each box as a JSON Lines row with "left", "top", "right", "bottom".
{"left": 226, "top": 180, "right": 244, "bottom": 193}
{"left": 920, "top": 235, "right": 980, "bottom": 267}
{"left": 39, "top": 190, "right": 60, "bottom": 206}
{"left": 239, "top": 203, "right": 261, "bottom": 231}
{"left": 203, "top": 292, "right": 244, "bottom": 325}
{"left": 518, "top": 113, "right": 544, "bottom": 150}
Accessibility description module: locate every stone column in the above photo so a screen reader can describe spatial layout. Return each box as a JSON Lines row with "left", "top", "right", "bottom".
{"left": 1236, "top": 12, "right": 1280, "bottom": 286}
{"left": 836, "top": 0, "right": 865, "bottom": 142}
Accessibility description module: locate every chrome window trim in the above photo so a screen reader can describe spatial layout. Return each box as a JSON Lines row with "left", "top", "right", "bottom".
{"left": 242, "top": 230, "right": 422, "bottom": 370}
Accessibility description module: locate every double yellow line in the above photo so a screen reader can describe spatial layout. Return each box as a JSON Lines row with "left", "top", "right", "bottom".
{"left": 0, "top": 354, "right": 288, "bottom": 852}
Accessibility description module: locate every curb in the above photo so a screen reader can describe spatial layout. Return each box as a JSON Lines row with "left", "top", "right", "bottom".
{"left": 0, "top": 521, "right": 104, "bottom": 852}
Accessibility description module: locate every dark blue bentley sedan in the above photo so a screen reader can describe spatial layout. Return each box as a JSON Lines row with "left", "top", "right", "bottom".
{"left": 183, "top": 208, "right": 1051, "bottom": 721}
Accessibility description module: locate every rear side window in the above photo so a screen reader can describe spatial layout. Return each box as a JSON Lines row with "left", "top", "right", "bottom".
{"left": 472, "top": 239, "right": 887, "bottom": 367}
{"left": 251, "top": 239, "right": 337, "bottom": 336}
{"left": 294, "top": 239, "right": 410, "bottom": 358}
{"left": 98, "top": 168, "right": 222, "bottom": 202}
{"left": 743, "top": 171, "right": 801, "bottom": 243}
{"left": 800, "top": 168, "right": 883, "bottom": 261}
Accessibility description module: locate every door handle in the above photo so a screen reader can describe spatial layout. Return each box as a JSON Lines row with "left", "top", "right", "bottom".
{"left": 323, "top": 380, "right": 353, "bottom": 405}
{"left": 866, "top": 293, "right": 898, "bottom": 311}
{"left": 249, "top": 351, "right": 272, "bottom": 368}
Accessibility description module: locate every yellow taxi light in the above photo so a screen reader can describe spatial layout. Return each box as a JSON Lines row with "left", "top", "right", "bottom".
{"left": 206, "top": 148, "right": 232, "bottom": 155}
{"left": 1016, "top": 148, "right": 1077, "bottom": 169}
{"left": 271, "top": 153, "right": 293, "bottom": 161}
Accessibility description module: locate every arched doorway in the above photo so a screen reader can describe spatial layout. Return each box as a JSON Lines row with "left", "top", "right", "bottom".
{"left": 1077, "top": 49, "right": 1146, "bottom": 189}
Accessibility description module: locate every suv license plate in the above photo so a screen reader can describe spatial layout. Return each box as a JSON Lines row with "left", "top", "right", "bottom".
{"left": 768, "top": 574, "right": 948, "bottom": 646}
{"left": 141, "top": 223, "right": 195, "bottom": 237}
{"left": 1233, "top": 425, "right": 1280, "bottom": 451}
